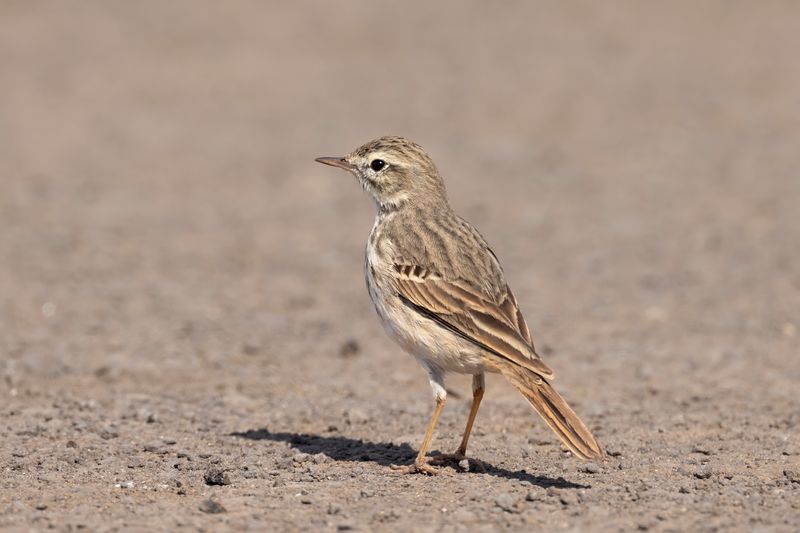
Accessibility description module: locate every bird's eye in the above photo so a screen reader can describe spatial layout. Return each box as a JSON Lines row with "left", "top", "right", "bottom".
{"left": 370, "top": 159, "right": 386, "bottom": 172}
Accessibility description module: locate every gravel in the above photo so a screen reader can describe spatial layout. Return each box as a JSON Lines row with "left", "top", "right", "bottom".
{"left": 203, "top": 467, "right": 232, "bottom": 486}
{"left": 198, "top": 499, "right": 226, "bottom": 514}
{"left": 581, "top": 462, "right": 601, "bottom": 474}
{"left": 1, "top": 3, "right": 798, "bottom": 532}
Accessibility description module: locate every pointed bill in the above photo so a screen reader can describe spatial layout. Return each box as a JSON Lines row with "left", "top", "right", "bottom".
{"left": 315, "top": 157, "right": 356, "bottom": 172}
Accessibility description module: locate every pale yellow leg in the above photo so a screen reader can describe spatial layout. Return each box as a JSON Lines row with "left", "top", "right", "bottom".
{"left": 392, "top": 394, "right": 446, "bottom": 475}
{"left": 429, "top": 374, "right": 487, "bottom": 471}
{"left": 456, "top": 374, "right": 485, "bottom": 456}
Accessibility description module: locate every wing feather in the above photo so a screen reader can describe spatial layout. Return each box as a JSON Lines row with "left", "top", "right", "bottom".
{"left": 392, "top": 265, "right": 554, "bottom": 380}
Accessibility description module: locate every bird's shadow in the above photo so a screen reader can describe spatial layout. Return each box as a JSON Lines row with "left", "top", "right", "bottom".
{"left": 231, "top": 428, "right": 588, "bottom": 489}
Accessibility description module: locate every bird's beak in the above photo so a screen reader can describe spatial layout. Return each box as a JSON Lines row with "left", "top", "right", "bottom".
{"left": 315, "top": 156, "right": 356, "bottom": 172}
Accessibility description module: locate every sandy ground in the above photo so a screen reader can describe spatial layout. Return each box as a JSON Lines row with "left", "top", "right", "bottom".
{"left": 1, "top": 2, "right": 799, "bottom": 531}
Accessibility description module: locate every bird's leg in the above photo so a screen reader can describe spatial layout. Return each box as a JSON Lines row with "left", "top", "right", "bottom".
{"left": 392, "top": 368, "right": 447, "bottom": 475}
{"left": 430, "top": 373, "right": 487, "bottom": 471}
{"left": 458, "top": 373, "right": 485, "bottom": 457}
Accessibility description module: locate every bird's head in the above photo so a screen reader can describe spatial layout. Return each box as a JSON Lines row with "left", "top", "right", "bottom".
{"left": 316, "top": 136, "right": 448, "bottom": 211}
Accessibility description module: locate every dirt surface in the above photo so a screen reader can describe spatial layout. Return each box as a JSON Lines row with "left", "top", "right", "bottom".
{"left": 1, "top": 2, "right": 799, "bottom": 531}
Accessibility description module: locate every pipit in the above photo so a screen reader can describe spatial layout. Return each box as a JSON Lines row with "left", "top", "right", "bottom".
{"left": 316, "top": 136, "right": 603, "bottom": 474}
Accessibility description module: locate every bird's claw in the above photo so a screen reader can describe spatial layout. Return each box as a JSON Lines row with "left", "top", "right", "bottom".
{"left": 390, "top": 460, "right": 444, "bottom": 475}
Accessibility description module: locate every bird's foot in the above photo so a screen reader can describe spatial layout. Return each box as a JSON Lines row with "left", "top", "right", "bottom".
{"left": 390, "top": 459, "right": 444, "bottom": 476}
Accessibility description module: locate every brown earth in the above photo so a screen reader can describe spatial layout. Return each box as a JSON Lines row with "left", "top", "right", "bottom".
{"left": 1, "top": 2, "right": 799, "bottom": 531}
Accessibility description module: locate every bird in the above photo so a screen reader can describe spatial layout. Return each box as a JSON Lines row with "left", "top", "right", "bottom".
{"left": 315, "top": 136, "right": 603, "bottom": 474}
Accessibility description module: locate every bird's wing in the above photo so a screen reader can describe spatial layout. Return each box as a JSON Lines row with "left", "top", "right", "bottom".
{"left": 390, "top": 262, "right": 554, "bottom": 380}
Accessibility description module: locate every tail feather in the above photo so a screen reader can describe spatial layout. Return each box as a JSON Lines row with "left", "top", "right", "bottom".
{"left": 500, "top": 365, "right": 603, "bottom": 461}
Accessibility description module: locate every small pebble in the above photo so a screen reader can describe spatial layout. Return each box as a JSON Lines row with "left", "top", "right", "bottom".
{"left": 784, "top": 469, "right": 800, "bottom": 483}
{"left": 694, "top": 466, "right": 712, "bottom": 479}
{"left": 99, "top": 428, "right": 119, "bottom": 440}
{"left": 559, "top": 492, "right": 579, "bottom": 506}
{"left": 581, "top": 462, "right": 601, "bottom": 474}
{"left": 525, "top": 488, "right": 545, "bottom": 501}
{"left": 494, "top": 492, "right": 517, "bottom": 513}
{"left": 275, "top": 457, "right": 293, "bottom": 469}
{"left": 241, "top": 343, "right": 260, "bottom": 355}
{"left": 143, "top": 441, "right": 166, "bottom": 454}
{"left": 605, "top": 446, "right": 623, "bottom": 457}
{"left": 691, "top": 445, "right": 712, "bottom": 455}
{"left": 339, "top": 338, "right": 360, "bottom": 358}
{"left": 204, "top": 467, "right": 231, "bottom": 486}
{"left": 344, "top": 408, "right": 370, "bottom": 424}
{"left": 198, "top": 499, "right": 226, "bottom": 514}
{"left": 313, "top": 453, "right": 329, "bottom": 464}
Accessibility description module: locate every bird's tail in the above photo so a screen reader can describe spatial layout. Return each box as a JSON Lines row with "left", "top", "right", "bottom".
{"left": 499, "top": 364, "right": 603, "bottom": 461}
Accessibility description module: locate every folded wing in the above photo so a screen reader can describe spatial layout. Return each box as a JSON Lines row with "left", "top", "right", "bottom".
{"left": 391, "top": 262, "right": 554, "bottom": 380}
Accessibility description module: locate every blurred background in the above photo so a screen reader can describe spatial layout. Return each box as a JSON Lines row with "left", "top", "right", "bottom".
{"left": 1, "top": 1, "right": 798, "bottom": 530}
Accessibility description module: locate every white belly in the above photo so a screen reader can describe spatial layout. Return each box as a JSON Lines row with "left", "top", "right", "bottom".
{"left": 365, "top": 255, "right": 489, "bottom": 376}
